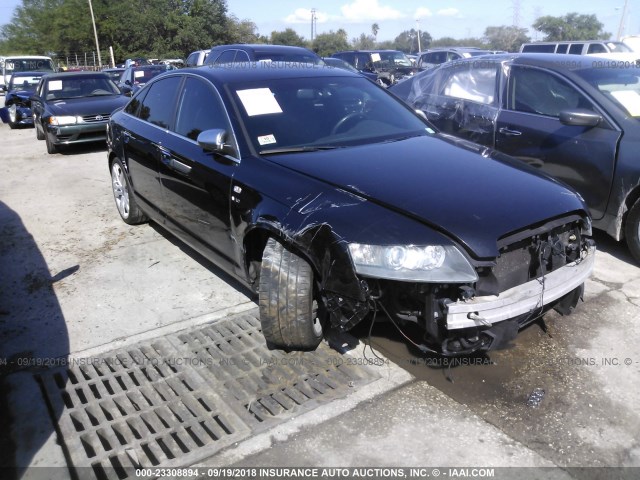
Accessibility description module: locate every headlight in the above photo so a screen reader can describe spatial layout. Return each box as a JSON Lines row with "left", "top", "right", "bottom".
{"left": 49, "top": 115, "right": 81, "bottom": 126}
{"left": 348, "top": 243, "right": 478, "bottom": 283}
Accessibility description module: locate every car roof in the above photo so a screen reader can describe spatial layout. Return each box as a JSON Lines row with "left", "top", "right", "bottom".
{"left": 334, "top": 49, "right": 404, "bottom": 54}
{"left": 10, "top": 71, "right": 49, "bottom": 77}
{"left": 438, "top": 52, "right": 598, "bottom": 71}
{"left": 153, "top": 62, "right": 358, "bottom": 85}
{"left": 211, "top": 44, "right": 315, "bottom": 53}
{"left": 43, "top": 71, "right": 111, "bottom": 80}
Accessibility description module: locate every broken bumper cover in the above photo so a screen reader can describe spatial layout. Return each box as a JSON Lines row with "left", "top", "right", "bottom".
{"left": 446, "top": 244, "right": 596, "bottom": 330}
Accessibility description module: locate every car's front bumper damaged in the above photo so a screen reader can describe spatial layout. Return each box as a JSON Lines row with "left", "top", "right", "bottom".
{"left": 446, "top": 244, "right": 595, "bottom": 330}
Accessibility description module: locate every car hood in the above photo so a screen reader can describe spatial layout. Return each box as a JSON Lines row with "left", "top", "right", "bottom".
{"left": 47, "top": 95, "right": 128, "bottom": 116}
{"left": 264, "top": 135, "right": 586, "bottom": 259}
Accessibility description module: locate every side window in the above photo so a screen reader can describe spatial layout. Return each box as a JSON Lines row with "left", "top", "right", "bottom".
{"left": 186, "top": 53, "right": 197, "bottom": 67}
{"left": 587, "top": 43, "right": 607, "bottom": 54}
{"left": 440, "top": 65, "right": 498, "bottom": 105}
{"left": 235, "top": 51, "right": 250, "bottom": 62}
{"left": 569, "top": 44, "right": 584, "bottom": 54}
{"left": 174, "top": 77, "right": 231, "bottom": 142}
{"left": 448, "top": 52, "right": 461, "bottom": 61}
{"left": 215, "top": 50, "right": 236, "bottom": 64}
{"left": 508, "top": 66, "right": 592, "bottom": 117}
{"left": 556, "top": 44, "right": 568, "bottom": 53}
{"left": 137, "top": 76, "right": 181, "bottom": 127}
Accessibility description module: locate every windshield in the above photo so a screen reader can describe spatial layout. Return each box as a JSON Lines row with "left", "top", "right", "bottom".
{"left": 376, "top": 51, "right": 413, "bottom": 67}
{"left": 231, "top": 76, "right": 431, "bottom": 153}
{"left": 576, "top": 68, "right": 640, "bottom": 117}
{"left": 9, "top": 74, "right": 43, "bottom": 91}
{"left": 5, "top": 57, "right": 55, "bottom": 74}
{"left": 606, "top": 42, "right": 632, "bottom": 53}
{"left": 45, "top": 75, "right": 120, "bottom": 100}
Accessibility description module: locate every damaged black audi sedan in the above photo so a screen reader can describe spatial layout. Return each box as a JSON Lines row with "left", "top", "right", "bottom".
{"left": 107, "top": 63, "right": 595, "bottom": 355}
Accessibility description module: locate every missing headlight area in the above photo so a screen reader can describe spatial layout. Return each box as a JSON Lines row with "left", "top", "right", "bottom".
{"left": 339, "top": 216, "right": 595, "bottom": 356}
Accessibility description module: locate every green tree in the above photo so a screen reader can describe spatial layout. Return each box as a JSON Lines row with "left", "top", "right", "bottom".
{"left": 352, "top": 32, "right": 376, "bottom": 50}
{"left": 270, "top": 28, "right": 306, "bottom": 46}
{"left": 392, "top": 29, "right": 432, "bottom": 53}
{"left": 371, "top": 23, "right": 379, "bottom": 39}
{"left": 533, "top": 13, "right": 610, "bottom": 41}
{"left": 484, "top": 25, "right": 530, "bottom": 52}
{"left": 1, "top": 0, "right": 233, "bottom": 62}
{"left": 312, "top": 29, "right": 349, "bottom": 56}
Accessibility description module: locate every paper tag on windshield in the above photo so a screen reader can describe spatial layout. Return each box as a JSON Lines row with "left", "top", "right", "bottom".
{"left": 371, "top": 53, "right": 381, "bottom": 62}
{"left": 134, "top": 70, "right": 145, "bottom": 78}
{"left": 48, "top": 80, "right": 62, "bottom": 91}
{"left": 258, "top": 134, "right": 277, "bottom": 145}
{"left": 237, "top": 88, "right": 283, "bottom": 116}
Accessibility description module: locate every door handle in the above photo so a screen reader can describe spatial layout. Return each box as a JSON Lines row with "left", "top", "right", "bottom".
{"left": 498, "top": 127, "right": 522, "bottom": 136}
{"left": 157, "top": 147, "right": 192, "bottom": 175}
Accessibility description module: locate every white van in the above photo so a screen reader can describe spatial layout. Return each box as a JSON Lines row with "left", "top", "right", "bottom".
{"left": 520, "top": 40, "right": 640, "bottom": 62}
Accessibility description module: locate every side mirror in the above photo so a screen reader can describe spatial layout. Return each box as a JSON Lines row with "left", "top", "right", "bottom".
{"left": 415, "top": 109, "right": 428, "bottom": 121}
{"left": 120, "top": 85, "right": 133, "bottom": 97}
{"left": 559, "top": 109, "right": 602, "bottom": 128}
{"left": 197, "top": 129, "right": 238, "bottom": 158}
{"left": 1, "top": 85, "right": 6, "bottom": 92}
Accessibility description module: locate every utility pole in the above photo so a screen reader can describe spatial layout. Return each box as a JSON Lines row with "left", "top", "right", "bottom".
{"left": 416, "top": 19, "right": 422, "bottom": 53}
{"left": 311, "top": 8, "right": 317, "bottom": 42}
{"left": 88, "top": 0, "right": 102, "bottom": 68}
{"left": 618, "top": 0, "right": 629, "bottom": 40}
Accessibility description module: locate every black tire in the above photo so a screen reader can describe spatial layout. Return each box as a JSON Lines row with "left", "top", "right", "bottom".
{"left": 36, "top": 124, "right": 45, "bottom": 140}
{"left": 110, "top": 158, "right": 148, "bottom": 225}
{"left": 625, "top": 199, "right": 640, "bottom": 263}
{"left": 258, "top": 237, "right": 323, "bottom": 350}
{"left": 45, "top": 133, "right": 58, "bottom": 154}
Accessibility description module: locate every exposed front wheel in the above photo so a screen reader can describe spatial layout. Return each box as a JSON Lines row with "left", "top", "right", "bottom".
{"left": 625, "top": 199, "right": 640, "bottom": 263}
{"left": 8, "top": 105, "right": 17, "bottom": 129}
{"left": 45, "top": 133, "right": 58, "bottom": 154}
{"left": 111, "top": 158, "right": 148, "bottom": 225}
{"left": 36, "top": 122, "right": 45, "bottom": 140}
{"left": 258, "top": 237, "right": 323, "bottom": 350}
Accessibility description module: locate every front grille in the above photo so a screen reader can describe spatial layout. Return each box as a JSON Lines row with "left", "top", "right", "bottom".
{"left": 82, "top": 113, "right": 110, "bottom": 123}
{"left": 476, "top": 218, "right": 584, "bottom": 296}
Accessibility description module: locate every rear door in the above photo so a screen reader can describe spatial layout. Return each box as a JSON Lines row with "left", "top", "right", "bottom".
{"left": 121, "top": 76, "right": 182, "bottom": 214}
{"left": 496, "top": 65, "right": 620, "bottom": 219}
{"left": 157, "top": 75, "right": 241, "bottom": 270}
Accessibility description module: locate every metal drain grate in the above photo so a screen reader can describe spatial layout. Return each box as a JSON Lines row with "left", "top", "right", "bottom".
{"left": 170, "top": 314, "right": 379, "bottom": 429}
{"left": 39, "top": 310, "right": 380, "bottom": 478}
{"left": 39, "top": 338, "right": 250, "bottom": 480}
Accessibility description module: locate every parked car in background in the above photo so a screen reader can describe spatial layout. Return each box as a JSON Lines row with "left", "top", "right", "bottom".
{"left": 520, "top": 41, "right": 640, "bottom": 62}
{"left": 30, "top": 71, "right": 128, "bottom": 154}
{"left": 417, "top": 47, "right": 504, "bottom": 70}
{"left": 1, "top": 71, "right": 47, "bottom": 128}
{"left": 106, "top": 63, "right": 594, "bottom": 355}
{"left": 102, "top": 67, "right": 125, "bottom": 83}
{"left": 331, "top": 50, "right": 418, "bottom": 86}
{"left": 204, "top": 44, "right": 323, "bottom": 66}
{"left": 322, "top": 57, "right": 378, "bottom": 82}
{"left": 185, "top": 49, "right": 210, "bottom": 67}
{"left": 390, "top": 53, "right": 640, "bottom": 262}
{"left": 1, "top": 55, "right": 55, "bottom": 92}
{"left": 117, "top": 64, "right": 168, "bottom": 95}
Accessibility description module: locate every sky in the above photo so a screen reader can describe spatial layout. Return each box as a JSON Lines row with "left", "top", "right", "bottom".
{"left": 0, "top": 0, "right": 636, "bottom": 44}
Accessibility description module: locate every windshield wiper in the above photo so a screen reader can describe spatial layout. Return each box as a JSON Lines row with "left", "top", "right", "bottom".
{"left": 260, "top": 145, "right": 339, "bottom": 155}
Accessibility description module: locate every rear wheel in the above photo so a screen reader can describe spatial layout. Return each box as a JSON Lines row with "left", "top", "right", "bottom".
{"left": 111, "top": 158, "right": 148, "bottom": 225}
{"left": 258, "top": 237, "right": 323, "bottom": 350}
{"left": 625, "top": 199, "right": 640, "bottom": 263}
